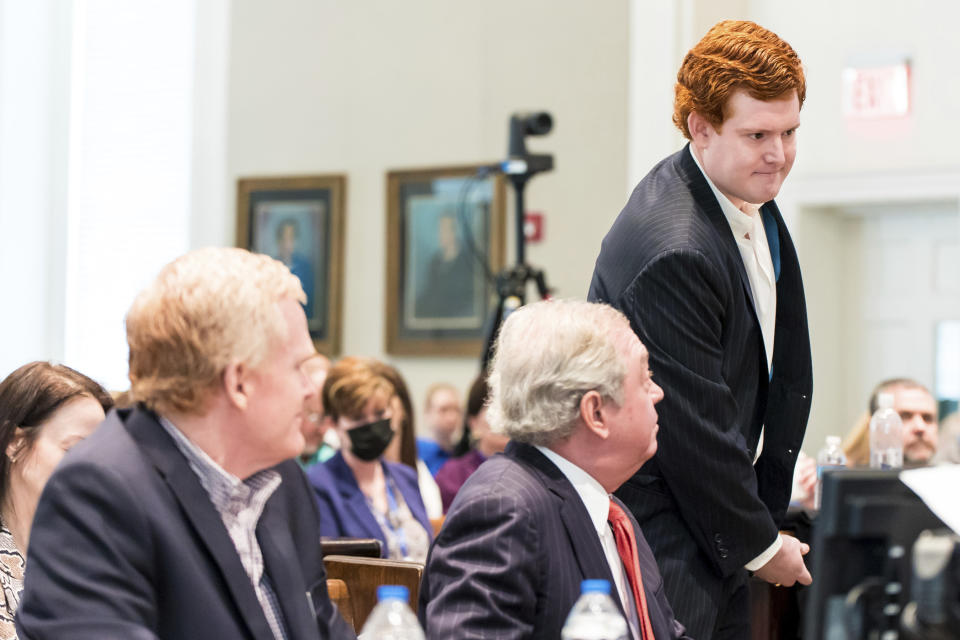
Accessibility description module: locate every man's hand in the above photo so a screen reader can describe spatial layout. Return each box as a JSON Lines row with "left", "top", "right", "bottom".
{"left": 753, "top": 533, "right": 812, "bottom": 587}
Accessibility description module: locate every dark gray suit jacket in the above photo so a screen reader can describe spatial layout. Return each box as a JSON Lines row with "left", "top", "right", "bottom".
{"left": 418, "top": 442, "right": 689, "bottom": 639}
{"left": 16, "top": 407, "right": 354, "bottom": 640}
{"left": 588, "top": 145, "right": 812, "bottom": 633}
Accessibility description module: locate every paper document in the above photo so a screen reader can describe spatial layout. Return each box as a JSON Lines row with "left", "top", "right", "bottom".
{"left": 900, "top": 465, "right": 960, "bottom": 535}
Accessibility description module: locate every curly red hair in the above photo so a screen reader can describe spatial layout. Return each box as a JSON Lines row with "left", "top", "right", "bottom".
{"left": 673, "top": 20, "right": 806, "bottom": 139}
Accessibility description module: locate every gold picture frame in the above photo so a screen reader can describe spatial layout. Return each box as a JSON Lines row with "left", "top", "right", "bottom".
{"left": 386, "top": 165, "right": 506, "bottom": 357}
{"left": 237, "top": 174, "right": 345, "bottom": 356}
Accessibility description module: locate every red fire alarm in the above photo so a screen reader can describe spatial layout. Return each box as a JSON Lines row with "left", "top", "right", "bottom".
{"left": 524, "top": 212, "right": 544, "bottom": 243}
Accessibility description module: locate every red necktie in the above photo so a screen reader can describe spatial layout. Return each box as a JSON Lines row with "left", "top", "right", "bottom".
{"left": 608, "top": 499, "right": 655, "bottom": 640}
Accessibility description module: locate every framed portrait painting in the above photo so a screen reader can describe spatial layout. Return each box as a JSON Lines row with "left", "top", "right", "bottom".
{"left": 386, "top": 165, "right": 506, "bottom": 356}
{"left": 237, "top": 174, "right": 345, "bottom": 355}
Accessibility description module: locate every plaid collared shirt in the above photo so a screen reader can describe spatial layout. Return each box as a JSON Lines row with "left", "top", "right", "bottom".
{"left": 159, "top": 416, "right": 289, "bottom": 640}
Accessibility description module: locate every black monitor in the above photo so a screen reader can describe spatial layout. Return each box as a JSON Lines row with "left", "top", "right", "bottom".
{"left": 804, "top": 469, "right": 947, "bottom": 639}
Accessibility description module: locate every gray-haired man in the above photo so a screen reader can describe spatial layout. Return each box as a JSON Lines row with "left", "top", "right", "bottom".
{"left": 419, "top": 299, "right": 690, "bottom": 640}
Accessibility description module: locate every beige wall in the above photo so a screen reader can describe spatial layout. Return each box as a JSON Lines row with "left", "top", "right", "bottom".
{"left": 227, "top": 0, "right": 629, "bottom": 427}
{"left": 752, "top": 0, "right": 960, "bottom": 177}
{"left": 227, "top": 0, "right": 959, "bottom": 447}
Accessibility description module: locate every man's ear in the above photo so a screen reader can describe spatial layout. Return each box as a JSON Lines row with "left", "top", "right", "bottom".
{"left": 223, "top": 360, "right": 250, "bottom": 411}
{"left": 687, "top": 110, "right": 716, "bottom": 147}
{"left": 579, "top": 390, "right": 610, "bottom": 440}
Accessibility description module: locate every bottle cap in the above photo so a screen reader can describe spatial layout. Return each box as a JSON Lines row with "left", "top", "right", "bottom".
{"left": 826, "top": 435, "right": 841, "bottom": 446}
{"left": 580, "top": 579, "right": 611, "bottom": 594}
{"left": 877, "top": 392, "right": 895, "bottom": 410}
{"left": 377, "top": 585, "right": 409, "bottom": 602}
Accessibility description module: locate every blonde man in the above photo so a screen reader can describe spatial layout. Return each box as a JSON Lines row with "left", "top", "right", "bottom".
{"left": 17, "top": 247, "right": 353, "bottom": 640}
{"left": 299, "top": 353, "right": 334, "bottom": 469}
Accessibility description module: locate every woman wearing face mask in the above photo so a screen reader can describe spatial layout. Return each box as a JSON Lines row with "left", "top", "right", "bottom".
{"left": 309, "top": 357, "right": 432, "bottom": 562}
{"left": 0, "top": 362, "right": 113, "bottom": 639}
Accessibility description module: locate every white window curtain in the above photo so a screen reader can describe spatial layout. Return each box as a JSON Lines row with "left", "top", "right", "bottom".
{"left": 63, "top": 0, "right": 196, "bottom": 389}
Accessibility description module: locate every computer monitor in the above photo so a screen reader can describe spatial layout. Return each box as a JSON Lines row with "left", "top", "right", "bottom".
{"left": 804, "top": 469, "right": 946, "bottom": 639}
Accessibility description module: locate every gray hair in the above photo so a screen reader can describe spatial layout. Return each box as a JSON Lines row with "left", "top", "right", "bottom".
{"left": 486, "top": 299, "right": 633, "bottom": 446}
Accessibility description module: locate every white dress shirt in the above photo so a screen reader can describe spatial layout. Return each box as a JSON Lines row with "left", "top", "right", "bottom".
{"left": 688, "top": 146, "right": 783, "bottom": 572}
{"left": 536, "top": 446, "right": 641, "bottom": 640}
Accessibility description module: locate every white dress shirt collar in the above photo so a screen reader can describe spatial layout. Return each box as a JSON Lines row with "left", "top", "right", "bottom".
{"left": 535, "top": 445, "right": 642, "bottom": 640}
{"left": 535, "top": 446, "right": 610, "bottom": 536}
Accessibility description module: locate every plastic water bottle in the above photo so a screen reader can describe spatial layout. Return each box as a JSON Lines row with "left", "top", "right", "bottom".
{"left": 814, "top": 435, "right": 847, "bottom": 509}
{"left": 869, "top": 392, "right": 903, "bottom": 469}
{"left": 561, "top": 579, "right": 629, "bottom": 640}
{"left": 359, "top": 585, "right": 425, "bottom": 640}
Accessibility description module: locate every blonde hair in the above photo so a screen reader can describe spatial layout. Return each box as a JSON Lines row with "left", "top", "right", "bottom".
{"left": 487, "top": 299, "right": 632, "bottom": 447}
{"left": 842, "top": 411, "right": 871, "bottom": 467}
{"left": 126, "top": 247, "right": 305, "bottom": 415}
{"left": 424, "top": 382, "right": 459, "bottom": 411}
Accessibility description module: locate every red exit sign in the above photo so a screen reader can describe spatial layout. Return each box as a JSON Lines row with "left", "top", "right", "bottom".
{"left": 842, "top": 60, "right": 910, "bottom": 119}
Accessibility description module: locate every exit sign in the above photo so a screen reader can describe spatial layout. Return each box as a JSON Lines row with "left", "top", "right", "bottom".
{"left": 842, "top": 60, "right": 910, "bottom": 119}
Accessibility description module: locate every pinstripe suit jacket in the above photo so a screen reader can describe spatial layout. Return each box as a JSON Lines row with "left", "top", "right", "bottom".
{"left": 588, "top": 145, "right": 812, "bottom": 630}
{"left": 418, "top": 441, "right": 689, "bottom": 639}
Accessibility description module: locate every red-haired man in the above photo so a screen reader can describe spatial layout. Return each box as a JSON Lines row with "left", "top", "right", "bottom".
{"left": 589, "top": 20, "right": 813, "bottom": 639}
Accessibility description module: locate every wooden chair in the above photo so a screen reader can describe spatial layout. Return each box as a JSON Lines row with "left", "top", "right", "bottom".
{"left": 325, "top": 578, "right": 354, "bottom": 630}
{"left": 320, "top": 537, "right": 383, "bottom": 558}
{"left": 323, "top": 554, "right": 424, "bottom": 631}
{"left": 749, "top": 577, "right": 801, "bottom": 640}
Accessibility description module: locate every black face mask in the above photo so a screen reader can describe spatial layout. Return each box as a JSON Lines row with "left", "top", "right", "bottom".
{"left": 345, "top": 417, "right": 394, "bottom": 461}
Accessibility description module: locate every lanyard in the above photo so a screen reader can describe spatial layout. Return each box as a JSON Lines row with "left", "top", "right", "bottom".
{"left": 368, "top": 473, "right": 409, "bottom": 559}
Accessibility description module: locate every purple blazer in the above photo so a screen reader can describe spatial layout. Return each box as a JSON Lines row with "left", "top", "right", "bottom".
{"left": 435, "top": 449, "right": 486, "bottom": 513}
{"left": 307, "top": 451, "right": 432, "bottom": 558}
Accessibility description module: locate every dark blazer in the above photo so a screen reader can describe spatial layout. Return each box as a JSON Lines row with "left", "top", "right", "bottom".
{"left": 309, "top": 451, "right": 432, "bottom": 558}
{"left": 15, "top": 407, "right": 354, "bottom": 640}
{"left": 588, "top": 145, "right": 812, "bottom": 633}
{"left": 418, "top": 442, "right": 690, "bottom": 640}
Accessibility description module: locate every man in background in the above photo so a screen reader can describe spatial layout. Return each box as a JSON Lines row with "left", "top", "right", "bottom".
{"left": 420, "top": 300, "right": 689, "bottom": 639}
{"left": 298, "top": 353, "right": 336, "bottom": 470}
{"left": 876, "top": 378, "right": 940, "bottom": 466}
{"left": 796, "top": 377, "right": 943, "bottom": 509}
{"left": 17, "top": 247, "right": 352, "bottom": 639}
{"left": 842, "top": 378, "right": 941, "bottom": 467}
{"left": 417, "top": 382, "right": 463, "bottom": 476}
{"left": 588, "top": 20, "right": 813, "bottom": 638}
